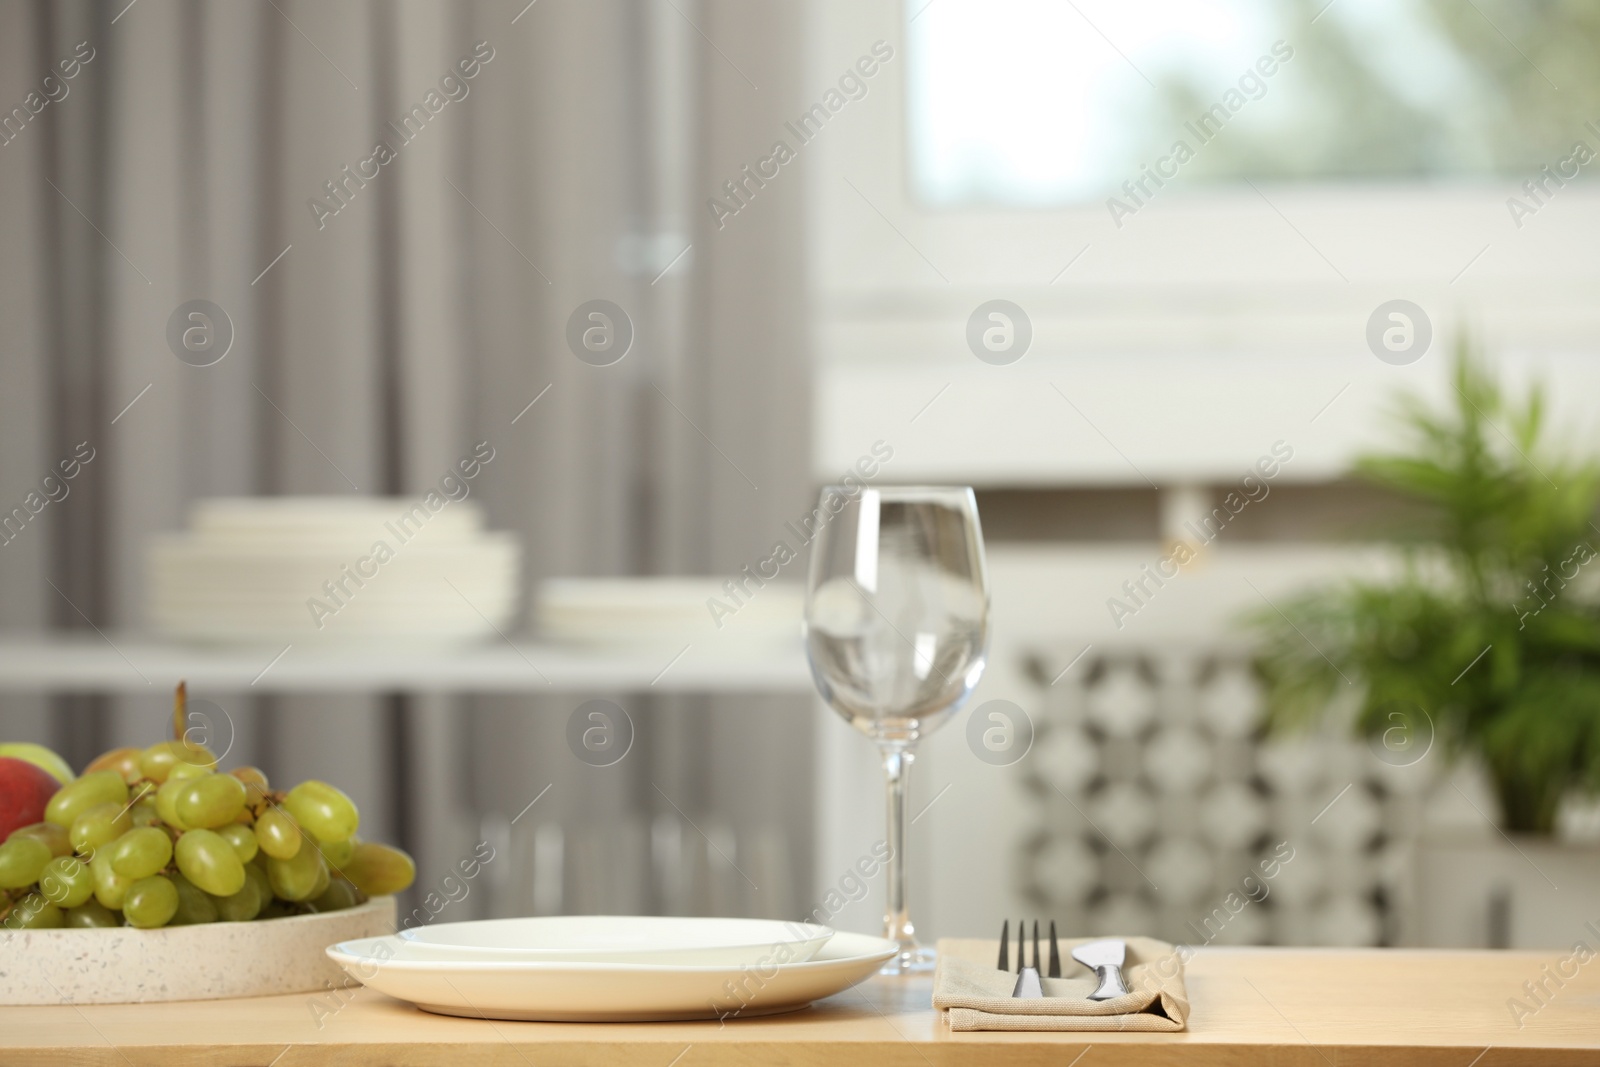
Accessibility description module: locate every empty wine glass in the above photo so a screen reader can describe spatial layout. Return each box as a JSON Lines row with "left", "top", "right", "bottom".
{"left": 802, "top": 486, "right": 990, "bottom": 974}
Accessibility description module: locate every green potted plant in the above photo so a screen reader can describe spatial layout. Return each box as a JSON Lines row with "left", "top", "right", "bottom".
{"left": 1252, "top": 341, "right": 1600, "bottom": 836}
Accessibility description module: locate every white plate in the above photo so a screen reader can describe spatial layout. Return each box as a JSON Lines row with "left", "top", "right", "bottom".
{"left": 188, "top": 497, "right": 487, "bottom": 542}
{"left": 326, "top": 929, "right": 898, "bottom": 1022}
{"left": 145, "top": 496, "right": 523, "bottom": 645}
{"left": 395, "top": 915, "right": 833, "bottom": 966}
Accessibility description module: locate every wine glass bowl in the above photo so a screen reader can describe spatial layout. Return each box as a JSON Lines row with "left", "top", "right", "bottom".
{"left": 802, "top": 486, "right": 990, "bottom": 973}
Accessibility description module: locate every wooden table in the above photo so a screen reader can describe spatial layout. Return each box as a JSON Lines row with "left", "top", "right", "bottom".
{"left": 4, "top": 947, "right": 1597, "bottom": 1065}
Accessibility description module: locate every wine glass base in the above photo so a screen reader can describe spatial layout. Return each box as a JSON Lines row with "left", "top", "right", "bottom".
{"left": 878, "top": 945, "right": 938, "bottom": 976}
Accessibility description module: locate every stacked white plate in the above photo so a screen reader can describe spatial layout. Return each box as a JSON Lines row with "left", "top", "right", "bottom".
{"left": 148, "top": 497, "right": 520, "bottom": 644}
{"left": 327, "top": 916, "right": 897, "bottom": 1022}
{"left": 536, "top": 578, "right": 803, "bottom": 651}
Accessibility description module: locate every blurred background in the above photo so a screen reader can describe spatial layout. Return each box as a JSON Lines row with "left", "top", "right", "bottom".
{"left": 3, "top": 0, "right": 1600, "bottom": 949}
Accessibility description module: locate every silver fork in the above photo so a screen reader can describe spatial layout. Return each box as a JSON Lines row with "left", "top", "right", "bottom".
{"left": 1001, "top": 918, "right": 1045, "bottom": 997}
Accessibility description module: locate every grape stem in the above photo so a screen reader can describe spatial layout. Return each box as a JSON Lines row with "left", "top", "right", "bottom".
{"left": 249, "top": 790, "right": 288, "bottom": 819}
{"left": 173, "top": 680, "right": 187, "bottom": 742}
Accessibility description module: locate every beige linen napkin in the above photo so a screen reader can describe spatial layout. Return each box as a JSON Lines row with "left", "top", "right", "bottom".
{"left": 933, "top": 936, "right": 1189, "bottom": 1032}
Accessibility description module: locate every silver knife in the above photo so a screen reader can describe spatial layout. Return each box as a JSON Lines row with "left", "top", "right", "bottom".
{"left": 1070, "top": 938, "right": 1130, "bottom": 1000}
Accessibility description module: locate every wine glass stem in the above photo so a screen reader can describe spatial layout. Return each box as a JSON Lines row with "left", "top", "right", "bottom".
{"left": 881, "top": 744, "right": 917, "bottom": 958}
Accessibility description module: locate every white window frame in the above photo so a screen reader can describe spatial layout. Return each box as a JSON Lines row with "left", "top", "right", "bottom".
{"left": 804, "top": 0, "right": 1600, "bottom": 488}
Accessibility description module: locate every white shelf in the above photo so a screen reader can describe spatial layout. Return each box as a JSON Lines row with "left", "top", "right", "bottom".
{"left": 0, "top": 633, "right": 813, "bottom": 694}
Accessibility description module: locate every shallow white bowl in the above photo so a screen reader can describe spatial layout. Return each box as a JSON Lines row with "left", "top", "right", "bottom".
{"left": 535, "top": 578, "right": 802, "bottom": 649}
{"left": 396, "top": 915, "right": 833, "bottom": 966}
{"left": 0, "top": 897, "right": 396, "bottom": 1005}
{"left": 328, "top": 928, "right": 897, "bottom": 1022}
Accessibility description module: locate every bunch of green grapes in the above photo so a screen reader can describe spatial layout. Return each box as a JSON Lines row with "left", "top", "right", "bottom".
{"left": 0, "top": 740, "right": 414, "bottom": 930}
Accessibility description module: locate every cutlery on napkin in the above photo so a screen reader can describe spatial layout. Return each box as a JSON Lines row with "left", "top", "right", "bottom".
{"left": 933, "top": 935, "right": 1190, "bottom": 1032}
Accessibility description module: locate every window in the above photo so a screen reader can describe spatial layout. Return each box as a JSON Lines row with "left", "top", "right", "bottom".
{"left": 807, "top": 0, "right": 1600, "bottom": 488}
{"left": 908, "top": 0, "right": 1600, "bottom": 207}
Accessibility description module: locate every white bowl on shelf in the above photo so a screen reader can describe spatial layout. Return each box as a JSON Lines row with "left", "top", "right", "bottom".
{"left": 146, "top": 497, "right": 521, "bottom": 645}
{"left": 394, "top": 915, "right": 833, "bottom": 966}
{"left": 536, "top": 578, "right": 802, "bottom": 650}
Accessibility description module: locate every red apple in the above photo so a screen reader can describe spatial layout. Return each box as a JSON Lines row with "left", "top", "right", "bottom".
{"left": 0, "top": 756, "right": 60, "bottom": 842}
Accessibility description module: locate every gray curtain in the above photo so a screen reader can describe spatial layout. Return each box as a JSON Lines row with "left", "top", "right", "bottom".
{"left": 0, "top": 0, "right": 812, "bottom": 918}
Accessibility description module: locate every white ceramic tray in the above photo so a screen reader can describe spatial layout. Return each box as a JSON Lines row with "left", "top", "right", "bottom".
{"left": 0, "top": 897, "right": 395, "bottom": 1005}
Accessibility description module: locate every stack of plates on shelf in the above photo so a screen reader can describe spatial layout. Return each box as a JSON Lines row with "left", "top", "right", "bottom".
{"left": 536, "top": 578, "right": 803, "bottom": 651}
{"left": 327, "top": 916, "right": 895, "bottom": 1022}
{"left": 148, "top": 497, "right": 521, "bottom": 644}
